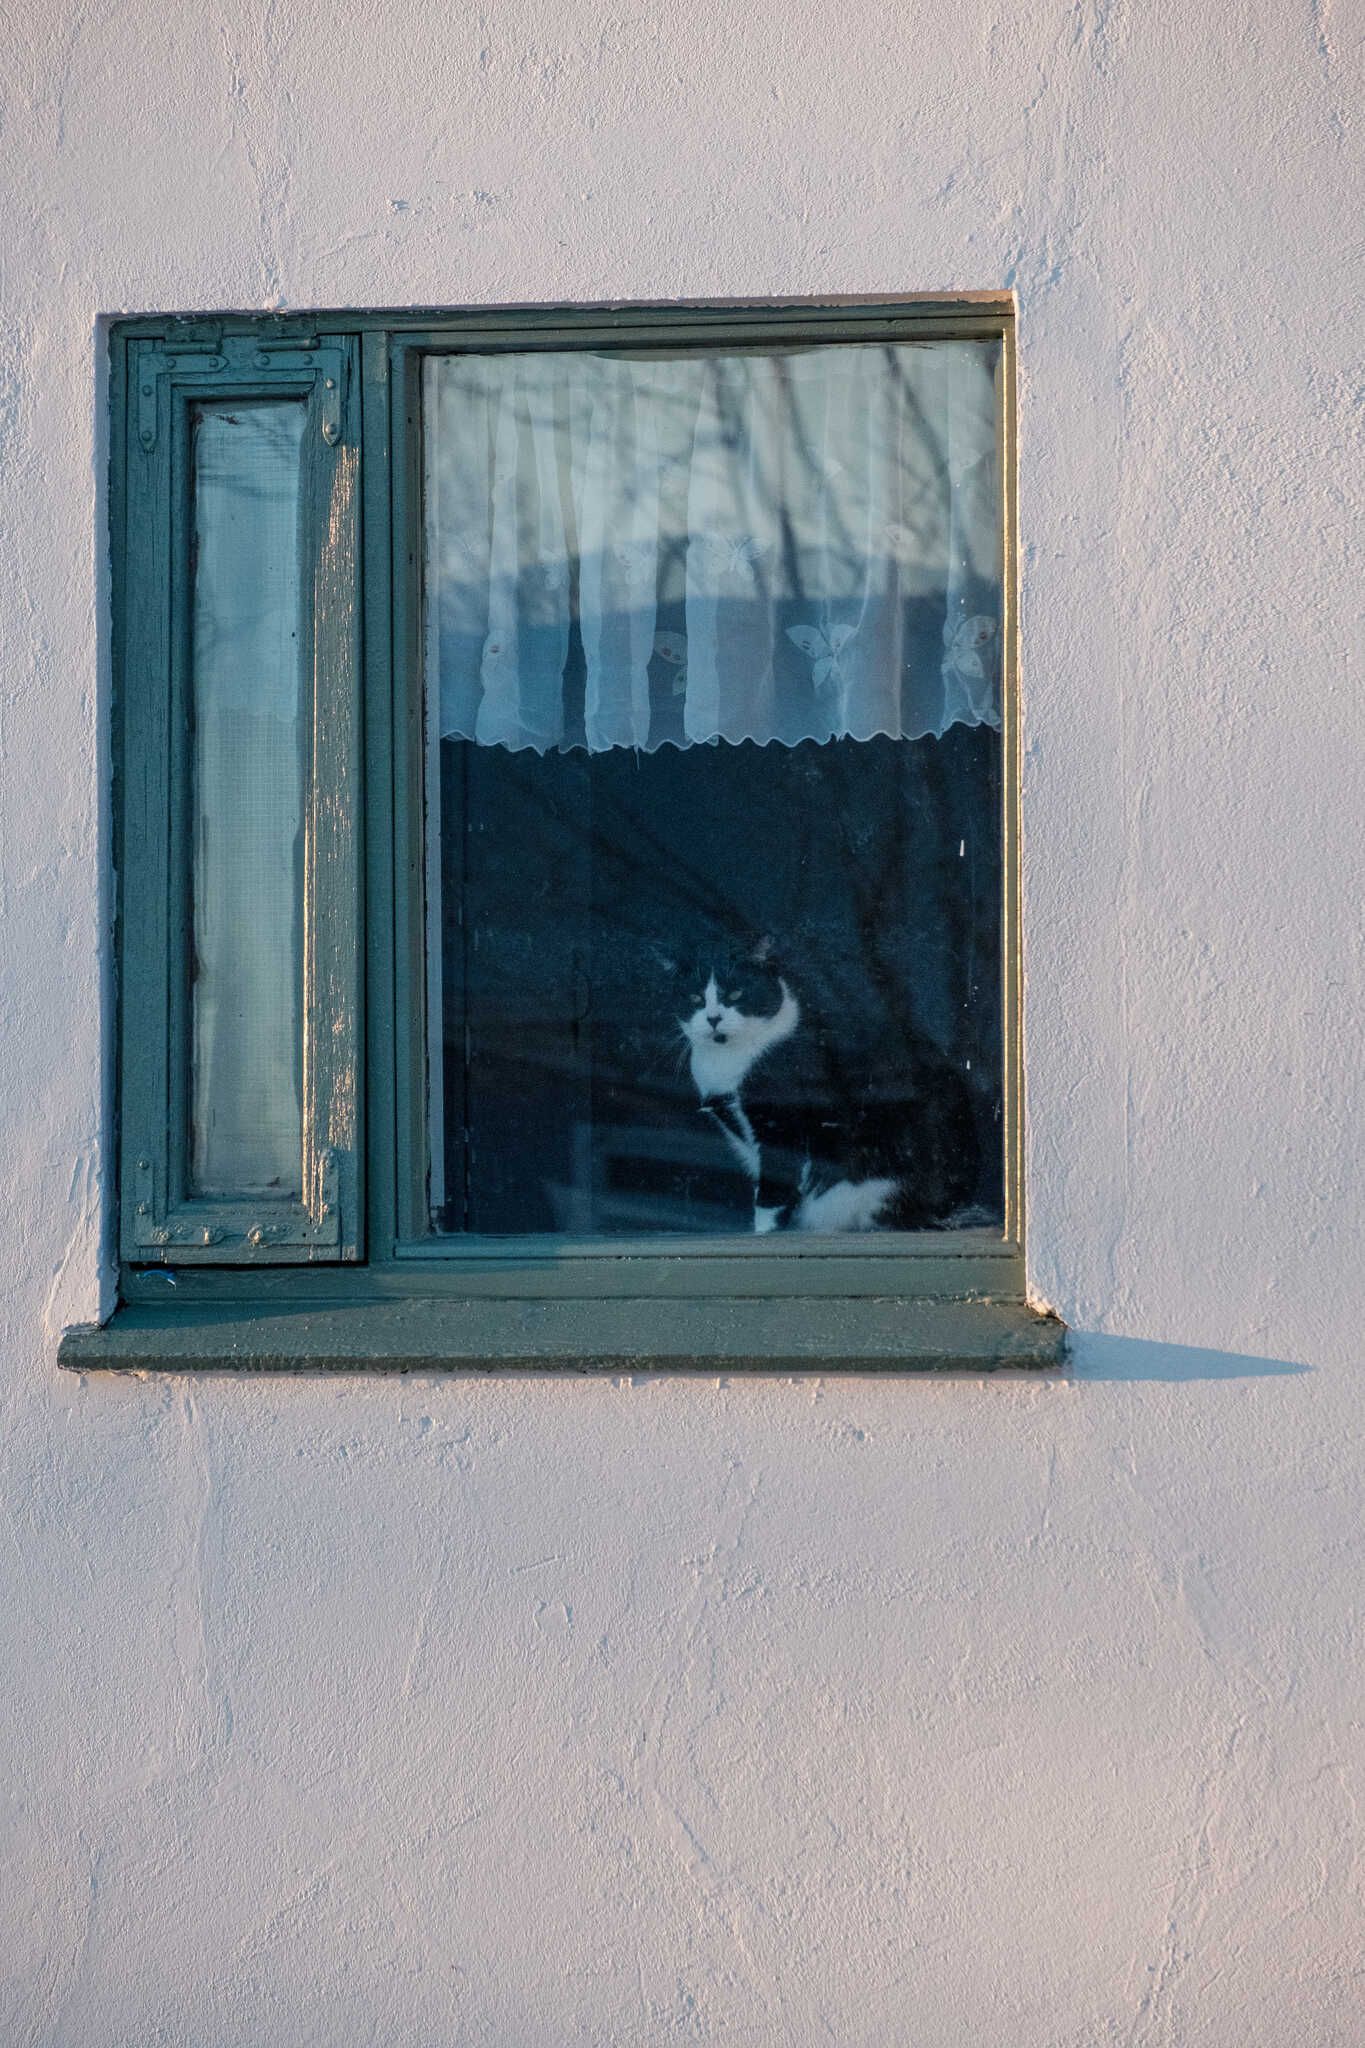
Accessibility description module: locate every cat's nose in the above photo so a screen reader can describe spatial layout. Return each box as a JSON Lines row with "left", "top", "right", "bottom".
{"left": 706, "top": 1013, "right": 723, "bottom": 1029}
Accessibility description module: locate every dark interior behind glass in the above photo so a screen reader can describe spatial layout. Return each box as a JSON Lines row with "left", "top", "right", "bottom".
{"left": 431, "top": 727, "right": 1001, "bottom": 1234}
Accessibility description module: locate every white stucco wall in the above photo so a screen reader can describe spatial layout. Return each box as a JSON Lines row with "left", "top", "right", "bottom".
{"left": 2, "top": 2, "right": 1362, "bottom": 2040}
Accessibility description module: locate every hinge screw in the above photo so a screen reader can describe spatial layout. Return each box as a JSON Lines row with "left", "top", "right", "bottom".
{"left": 138, "top": 1158, "right": 151, "bottom": 1171}
{"left": 256, "top": 352, "right": 270, "bottom": 366}
{"left": 322, "top": 422, "right": 339, "bottom": 444}
{"left": 324, "top": 377, "right": 336, "bottom": 390}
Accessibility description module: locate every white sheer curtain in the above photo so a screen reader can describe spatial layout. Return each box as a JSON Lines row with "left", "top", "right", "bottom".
{"left": 425, "top": 338, "right": 1000, "bottom": 754}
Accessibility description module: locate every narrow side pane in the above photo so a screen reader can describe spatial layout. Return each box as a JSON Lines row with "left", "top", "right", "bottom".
{"left": 188, "top": 401, "right": 307, "bottom": 1197}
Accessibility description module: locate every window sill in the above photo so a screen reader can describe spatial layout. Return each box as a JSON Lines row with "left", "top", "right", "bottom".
{"left": 59, "top": 1295, "right": 1065, "bottom": 1375}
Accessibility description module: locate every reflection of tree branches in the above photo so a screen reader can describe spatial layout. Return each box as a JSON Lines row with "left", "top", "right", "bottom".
{"left": 425, "top": 339, "right": 989, "bottom": 632}
{"left": 590, "top": 755, "right": 748, "bottom": 941}
{"left": 822, "top": 736, "right": 913, "bottom": 1042}
{"left": 469, "top": 740, "right": 725, "bottom": 943}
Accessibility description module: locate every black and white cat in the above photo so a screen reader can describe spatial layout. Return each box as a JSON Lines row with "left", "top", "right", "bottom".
{"left": 676, "top": 937, "right": 979, "bottom": 1233}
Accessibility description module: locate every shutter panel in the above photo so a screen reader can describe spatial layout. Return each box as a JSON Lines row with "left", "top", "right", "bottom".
{"left": 119, "top": 332, "right": 362, "bottom": 1263}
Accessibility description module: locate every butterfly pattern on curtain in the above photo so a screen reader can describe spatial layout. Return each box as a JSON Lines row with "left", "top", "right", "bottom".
{"left": 425, "top": 338, "right": 1003, "bottom": 754}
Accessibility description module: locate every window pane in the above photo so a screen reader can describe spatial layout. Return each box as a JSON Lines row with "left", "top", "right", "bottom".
{"left": 188, "top": 401, "right": 307, "bottom": 1197}
{"left": 424, "top": 340, "right": 1003, "bottom": 1237}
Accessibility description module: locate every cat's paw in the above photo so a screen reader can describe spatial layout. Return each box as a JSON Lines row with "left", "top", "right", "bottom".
{"left": 753, "top": 1205, "right": 783, "bottom": 1234}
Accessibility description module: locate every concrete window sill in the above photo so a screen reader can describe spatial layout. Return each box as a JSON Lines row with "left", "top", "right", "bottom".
{"left": 59, "top": 1296, "right": 1065, "bottom": 1375}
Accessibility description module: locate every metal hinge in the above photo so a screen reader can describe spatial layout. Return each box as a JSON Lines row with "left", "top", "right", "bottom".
{"left": 223, "top": 334, "right": 346, "bottom": 444}
{"left": 135, "top": 333, "right": 348, "bottom": 451}
{"left": 246, "top": 1147, "right": 344, "bottom": 1250}
{"left": 136, "top": 333, "right": 223, "bottom": 449}
{"left": 130, "top": 1148, "right": 345, "bottom": 1255}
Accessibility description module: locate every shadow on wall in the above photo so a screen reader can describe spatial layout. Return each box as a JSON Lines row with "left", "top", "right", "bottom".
{"left": 1067, "top": 1334, "right": 1310, "bottom": 1381}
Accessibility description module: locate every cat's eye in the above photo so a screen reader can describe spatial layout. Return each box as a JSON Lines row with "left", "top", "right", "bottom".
{"left": 724, "top": 990, "right": 742, "bottom": 1006}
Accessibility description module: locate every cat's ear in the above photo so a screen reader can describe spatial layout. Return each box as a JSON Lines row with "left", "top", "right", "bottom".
{"left": 749, "top": 934, "right": 777, "bottom": 966}
{"left": 645, "top": 941, "right": 679, "bottom": 975}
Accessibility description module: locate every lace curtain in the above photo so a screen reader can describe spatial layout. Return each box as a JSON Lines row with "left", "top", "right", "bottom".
{"left": 425, "top": 338, "right": 1001, "bottom": 754}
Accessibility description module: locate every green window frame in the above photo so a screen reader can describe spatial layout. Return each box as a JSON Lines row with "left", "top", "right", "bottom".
{"left": 62, "top": 298, "right": 1062, "bottom": 1374}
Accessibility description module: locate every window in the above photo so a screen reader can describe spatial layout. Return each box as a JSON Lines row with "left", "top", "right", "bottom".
{"left": 64, "top": 300, "right": 1060, "bottom": 1372}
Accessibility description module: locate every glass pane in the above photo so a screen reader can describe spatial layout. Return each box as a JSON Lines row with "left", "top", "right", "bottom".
{"left": 188, "top": 400, "right": 307, "bottom": 1197}
{"left": 424, "top": 339, "right": 1003, "bottom": 1237}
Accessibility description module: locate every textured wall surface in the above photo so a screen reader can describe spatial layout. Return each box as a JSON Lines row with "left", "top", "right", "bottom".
{"left": 2, "top": 2, "right": 1363, "bottom": 2041}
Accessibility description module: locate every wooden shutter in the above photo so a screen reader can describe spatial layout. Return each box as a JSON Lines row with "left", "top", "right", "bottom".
{"left": 118, "top": 330, "right": 362, "bottom": 1263}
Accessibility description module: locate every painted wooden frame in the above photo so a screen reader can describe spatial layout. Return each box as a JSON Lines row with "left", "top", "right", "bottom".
{"left": 116, "top": 332, "right": 363, "bottom": 1264}
{"left": 64, "top": 298, "right": 1059, "bottom": 1371}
